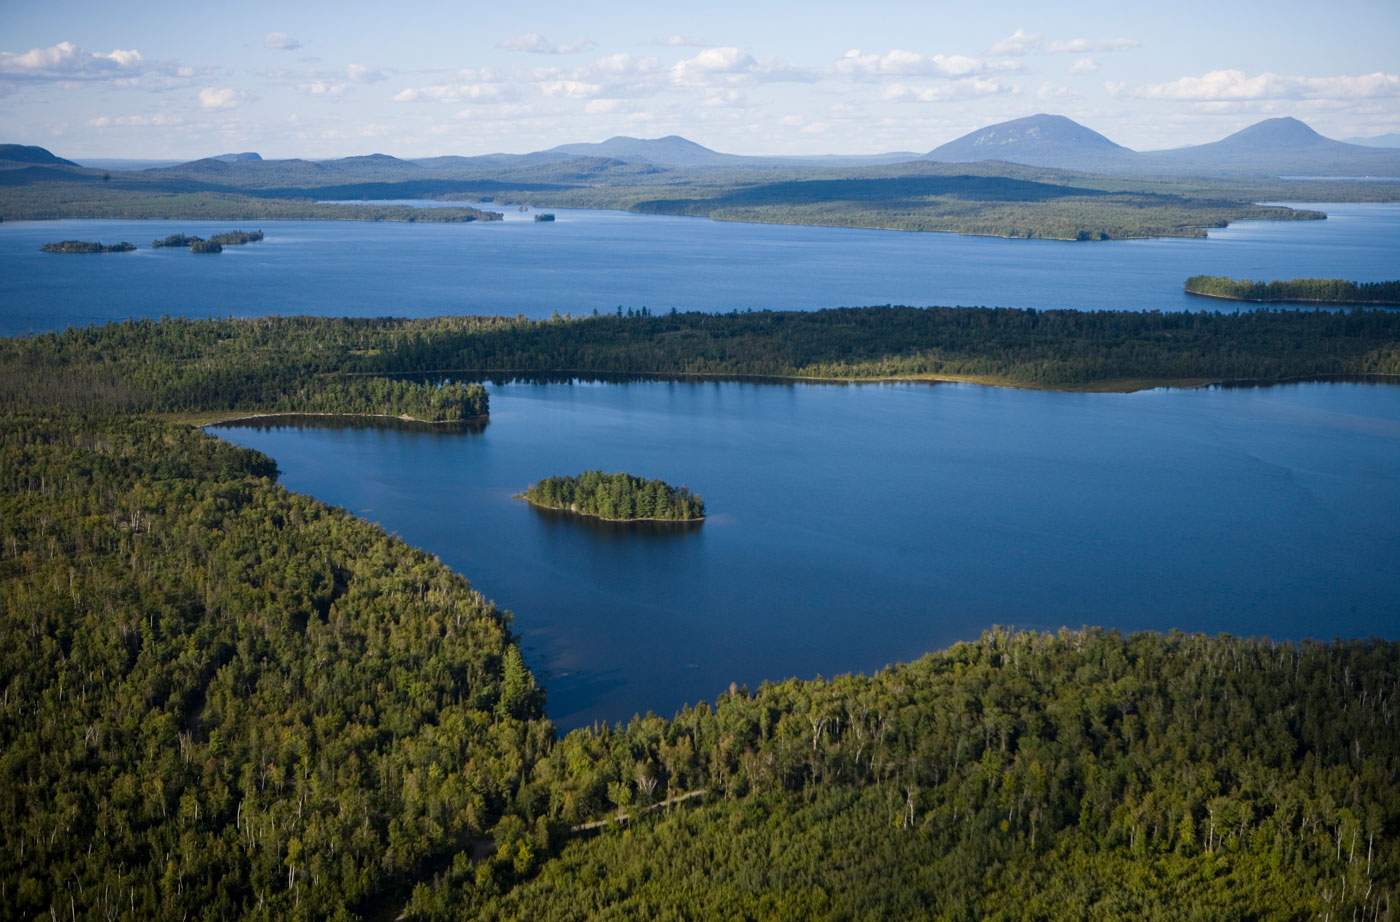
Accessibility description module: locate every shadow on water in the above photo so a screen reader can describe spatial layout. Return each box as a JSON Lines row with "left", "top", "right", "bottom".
{"left": 523, "top": 501, "right": 707, "bottom": 539}
{"left": 208, "top": 414, "right": 489, "bottom": 436}
{"left": 1201, "top": 373, "right": 1400, "bottom": 391}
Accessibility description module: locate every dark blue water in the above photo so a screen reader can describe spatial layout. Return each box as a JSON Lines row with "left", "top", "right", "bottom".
{"left": 2, "top": 203, "right": 1396, "bottom": 337}
{"left": 217, "top": 377, "right": 1400, "bottom": 729}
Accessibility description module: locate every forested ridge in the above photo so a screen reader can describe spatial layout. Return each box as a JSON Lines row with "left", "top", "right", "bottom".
{"left": 4, "top": 307, "right": 1400, "bottom": 408}
{"left": 518, "top": 471, "right": 705, "bottom": 521}
{"left": 1186, "top": 275, "right": 1400, "bottom": 304}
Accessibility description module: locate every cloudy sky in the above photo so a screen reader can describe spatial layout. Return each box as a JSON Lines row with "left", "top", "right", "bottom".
{"left": 3, "top": 0, "right": 1398, "bottom": 160}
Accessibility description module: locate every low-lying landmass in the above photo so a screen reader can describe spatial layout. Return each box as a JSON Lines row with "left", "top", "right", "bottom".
{"left": 0, "top": 185, "right": 503, "bottom": 223}
{"left": 517, "top": 470, "right": 705, "bottom": 521}
{"left": 38, "top": 239, "right": 135, "bottom": 253}
{"left": 1186, "top": 274, "right": 1400, "bottom": 304}
{"left": 3, "top": 309, "right": 1398, "bottom": 416}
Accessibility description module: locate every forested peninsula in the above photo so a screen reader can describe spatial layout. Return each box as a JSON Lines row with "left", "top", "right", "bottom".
{"left": 1, "top": 307, "right": 1398, "bottom": 919}
{"left": 1186, "top": 274, "right": 1400, "bottom": 304}
{"left": 517, "top": 471, "right": 705, "bottom": 521}
{"left": 5, "top": 308, "right": 1398, "bottom": 413}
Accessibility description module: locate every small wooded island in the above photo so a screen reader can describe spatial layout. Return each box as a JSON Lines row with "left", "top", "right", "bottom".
{"left": 39, "top": 239, "right": 135, "bottom": 253}
{"left": 1185, "top": 274, "right": 1400, "bottom": 304}
{"left": 155, "top": 229, "right": 264, "bottom": 253}
{"left": 517, "top": 471, "right": 705, "bottom": 521}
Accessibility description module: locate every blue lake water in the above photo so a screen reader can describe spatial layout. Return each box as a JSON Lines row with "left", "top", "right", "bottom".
{"left": 217, "top": 377, "right": 1400, "bottom": 729}
{"left": 1, "top": 202, "right": 1397, "bottom": 337}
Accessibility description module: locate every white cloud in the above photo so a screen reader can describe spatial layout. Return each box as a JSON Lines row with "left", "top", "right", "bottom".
{"left": 264, "top": 32, "right": 302, "bottom": 51}
{"left": 883, "top": 77, "right": 1012, "bottom": 102}
{"left": 989, "top": 29, "right": 1041, "bottom": 57}
{"left": 837, "top": 48, "right": 1016, "bottom": 80}
{"left": 198, "top": 87, "right": 247, "bottom": 110}
{"left": 585, "top": 98, "right": 627, "bottom": 113}
{"left": 1047, "top": 38, "right": 1140, "bottom": 54}
{"left": 1069, "top": 58, "right": 1099, "bottom": 75}
{"left": 671, "top": 47, "right": 814, "bottom": 86}
{"left": 528, "top": 54, "right": 665, "bottom": 99}
{"left": 539, "top": 79, "right": 606, "bottom": 99}
{"left": 498, "top": 33, "right": 595, "bottom": 55}
{"left": 1036, "top": 82, "right": 1077, "bottom": 100}
{"left": 1124, "top": 69, "right": 1400, "bottom": 101}
{"left": 394, "top": 82, "right": 511, "bottom": 103}
{"left": 346, "top": 64, "right": 384, "bottom": 83}
{"left": 989, "top": 29, "right": 1139, "bottom": 56}
{"left": 87, "top": 113, "right": 184, "bottom": 127}
{"left": 300, "top": 81, "right": 346, "bottom": 96}
{"left": 0, "top": 41, "right": 144, "bottom": 79}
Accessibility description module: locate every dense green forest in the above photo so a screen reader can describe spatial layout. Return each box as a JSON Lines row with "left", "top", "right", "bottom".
{"left": 39, "top": 239, "right": 135, "bottom": 253}
{"left": 1186, "top": 275, "right": 1400, "bottom": 304}
{"left": 518, "top": 471, "right": 705, "bottom": 521}
{"left": 401, "top": 629, "right": 1398, "bottom": 921}
{"left": 0, "top": 411, "right": 552, "bottom": 921}
{"left": 4, "top": 310, "right": 1397, "bottom": 414}
{"left": 2, "top": 308, "right": 1398, "bottom": 918}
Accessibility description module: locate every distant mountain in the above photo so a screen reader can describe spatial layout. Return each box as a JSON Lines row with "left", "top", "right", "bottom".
{"left": 541, "top": 135, "right": 747, "bottom": 167}
{"left": 211, "top": 152, "right": 262, "bottom": 163}
{"left": 920, "top": 114, "right": 1400, "bottom": 177}
{"left": 1147, "top": 117, "right": 1400, "bottom": 176}
{"left": 925, "top": 114, "right": 1139, "bottom": 172}
{"left": 0, "top": 144, "right": 79, "bottom": 167}
{"left": 1342, "top": 132, "right": 1400, "bottom": 149}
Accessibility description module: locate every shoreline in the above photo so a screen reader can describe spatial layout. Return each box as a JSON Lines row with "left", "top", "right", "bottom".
{"left": 514, "top": 495, "right": 705, "bottom": 524}
{"left": 177, "top": 410, "right": 488, "bottom": 427}
{"left": 1184, "top": 289, "right": 1400, "bottom": 306}
{"left": 357, "top": 366, "right": 1400, "bottom": 395}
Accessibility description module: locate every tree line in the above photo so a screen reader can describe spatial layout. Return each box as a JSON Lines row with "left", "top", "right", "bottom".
{"left": 4, "top": 308, "right": 1399, "bottom": 420}
{"left": 1186, "top": 274, "right": 1400, "bottom": 304}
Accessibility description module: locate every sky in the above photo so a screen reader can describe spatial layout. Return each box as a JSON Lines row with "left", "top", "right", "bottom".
{"left": 3, "top": 0, "right": 1398, "bottom": 160}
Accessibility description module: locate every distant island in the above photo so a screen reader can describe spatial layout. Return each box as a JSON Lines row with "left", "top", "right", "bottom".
{"left": 154, "top": 230, "right": 264, "bottom": 250}
{"left": 39, "top": 239, "right": 135, "bottom": 253}
{"left": 1186, "top": 275, "right": 1400, "bottom": 304}
{"left": 534, "top": 213, "right": 556, "bottom": 222}
{"left": 517, "top": 471, "right": 705, "bottom": 521}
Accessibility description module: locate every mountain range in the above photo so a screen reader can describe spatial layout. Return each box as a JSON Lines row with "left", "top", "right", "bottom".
{"left": 5, "top": 115, "right": 1399, "bottom": 184}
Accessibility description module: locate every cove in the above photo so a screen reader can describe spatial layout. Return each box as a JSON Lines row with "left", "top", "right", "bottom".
{"left": 2, "top": 202, "right": 1397, "bottom": 337}
{"left": 216, "top": 376, "right": 1400, "bottom": 729}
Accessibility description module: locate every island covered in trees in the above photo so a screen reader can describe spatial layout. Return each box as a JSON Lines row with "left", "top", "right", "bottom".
{"left": 39, "top": 239, "right": 135, "bottom": 253}
{"left": 1186, "top": 275, "right": 1400, "bottom": 304}
{"left": 517, "top": 470, "right": 705, "bottom": 521}
{"left": 154, "top": 229, "right": 264, "bottom": 252}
